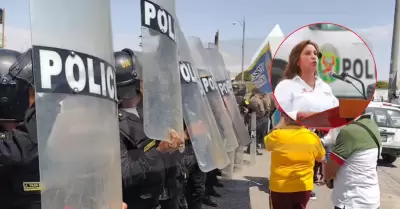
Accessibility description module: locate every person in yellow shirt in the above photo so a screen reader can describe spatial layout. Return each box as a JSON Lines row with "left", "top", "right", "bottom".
{"left": 264, "top": 112, "right": 325, "bottom": 209}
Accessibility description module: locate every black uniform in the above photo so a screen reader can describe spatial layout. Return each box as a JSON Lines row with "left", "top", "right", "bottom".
{"left": 0, "top": 108, "right": 39, "bottom": 209}
{"left": 205, "top": 169, "right": 220, "bottom": 197}
{"left": 119, "top": 105, "right": 183, "bottom": 209}
{"left": 0, "top": 48, "right": 41, "bottom": 209}
{"left": 159, "top": 150, "right": 184, "bottom": 209}
{"left": 119, "top": 108, "right": 165, "bottom": 209}
{"left": 180, "top": 140, "right": 206, "bottom": 209}
{"left": 115, "top": 48, "right": 183, "bottom": 209}
{"left": 115, "top": 49, "right": 164, "bottom": 209}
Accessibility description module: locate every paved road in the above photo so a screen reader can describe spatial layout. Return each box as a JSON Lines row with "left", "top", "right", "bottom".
{"left": 204, "top": 149, "right": 400, "bottom": 209}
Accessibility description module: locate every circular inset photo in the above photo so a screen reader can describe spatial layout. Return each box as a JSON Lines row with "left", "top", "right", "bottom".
{"left": 270, "top": 23, "right": 377, "bottom": 129}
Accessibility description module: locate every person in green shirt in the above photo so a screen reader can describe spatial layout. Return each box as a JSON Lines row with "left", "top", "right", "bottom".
{"left": 324, "top": 113, "right": 381, "bottom": 209}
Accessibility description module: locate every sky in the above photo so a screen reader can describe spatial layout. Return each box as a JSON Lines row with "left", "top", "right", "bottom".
{"left": 0, "top": 0, "right": 396, "bottom": 81}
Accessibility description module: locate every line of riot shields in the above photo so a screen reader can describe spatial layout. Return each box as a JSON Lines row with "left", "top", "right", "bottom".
{"left": 0, "top": 0, "right": 259, "bottom": 208}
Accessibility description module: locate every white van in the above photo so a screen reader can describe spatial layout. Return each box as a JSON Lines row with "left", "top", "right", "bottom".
{"left": 365, "top": 102, "right": 400, "bottom": 163}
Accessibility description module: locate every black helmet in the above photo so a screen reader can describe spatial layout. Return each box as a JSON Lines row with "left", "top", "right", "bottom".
{"left": 9, "top": 48, "right": 33, "bottom": 86}
{"left": 237, "top": 84, "right": 247, "bottom": 97}
{"left": 0, "top": 49, "right": 22, "bottom": 77}
{"left": 0, "top": 48, "right": 32, "bottom": 121}
{"left": 232, "top": 84, "right": 240, "bottom": 93}
{"left": 114, "top": 48, "right": 142, "bottom": 99}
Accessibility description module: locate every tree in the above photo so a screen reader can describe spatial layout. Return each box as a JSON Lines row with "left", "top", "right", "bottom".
{"left": 376, "top": 80, "right": 388, "bottom": 89}
{"left": 234, "top": 71, "right": 251, "bottom": 81}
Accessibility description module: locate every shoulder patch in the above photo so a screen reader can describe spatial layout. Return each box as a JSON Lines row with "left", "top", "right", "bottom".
{"left": 23, "top": 182, "right": 43, "bottom": 191}
{"left": 144, "top": 140, "right": 156, "bottom": 152}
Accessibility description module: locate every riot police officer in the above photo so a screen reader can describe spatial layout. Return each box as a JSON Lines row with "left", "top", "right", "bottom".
{"left": 234, "top": 84, "right": 249, "bottom": 117}
{"left": 0, "top": 48, "right": 40, "bottom": 209}
{"left": 0, "top": 48, "right": 130, "bottom": 209}
{"left": 114, "top": 48, "right": 183, "bottom": 209}
{"left": 0, "top": 48, "right": 94, "bottom": 209}
{"left": 246, "top": 88, "right": 264, "bottom": 155}
{"left": 179, "top": 122, "right": 207, "bottom": 209}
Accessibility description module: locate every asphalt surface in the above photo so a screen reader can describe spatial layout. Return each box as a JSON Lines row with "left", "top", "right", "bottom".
{"left": 204, "top": 149, "right": 400, "bottom": 209}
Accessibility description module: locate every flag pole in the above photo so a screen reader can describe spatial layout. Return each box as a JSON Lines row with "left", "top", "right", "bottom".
{"left": 1, "top": 8, "right": 5, "bottom": 48}
{"left": 214, "top": 30, "right": 219, "bottom": 51}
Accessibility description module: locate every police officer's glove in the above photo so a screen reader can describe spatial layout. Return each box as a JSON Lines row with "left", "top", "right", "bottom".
{"left": 157, "top": 129, "right": 184, "bottom": 153}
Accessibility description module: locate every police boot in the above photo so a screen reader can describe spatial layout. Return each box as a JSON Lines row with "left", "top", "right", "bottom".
{"left": 207, "top": 189, "right": 221, "bottom": 198}
{"left": 202, "top": 196, "right": 218, "bottom": 207}
{"left": 214, "top": 180, "right": 224, "bottom": 188}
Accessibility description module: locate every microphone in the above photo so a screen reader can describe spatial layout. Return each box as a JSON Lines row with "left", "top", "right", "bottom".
{"left": 328, "top": 71, "right": 368, "bottom": 100}
{"left": 328, "top": 72, "right": 351, "bottom": 83}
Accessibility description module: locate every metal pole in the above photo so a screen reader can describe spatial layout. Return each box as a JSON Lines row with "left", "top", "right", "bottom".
{"left": 249, "top": 112, "right": 257, "bottom": 165}
{"left": 389, "top": 0, "right": 400, "bottom": 102}
{"left": 1, "top": 9, "right": 5, "bottom": 48}
{"left": 240, "top": 16, "right": 246, "bottom": 84}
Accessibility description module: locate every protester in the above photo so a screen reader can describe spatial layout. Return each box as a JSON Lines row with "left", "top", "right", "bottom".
{"left": 265, "top": 112, "right": 325, "bottom": 209}
{"left": 246, "top": 88, "right": 265, "bottom": 155}
{"left": 324, "top": 114, "right": 381, "bottom": 209}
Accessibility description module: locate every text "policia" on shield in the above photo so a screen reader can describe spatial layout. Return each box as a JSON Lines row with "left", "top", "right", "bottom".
{"left": 32, "top": 46, "right": 118, "bottom": 102}
{"left": 141, "top": 0, "right": 176, "bottom": 42}
{"left": 200, "top": 76, "right": 217, "bottom": 93}
{"left": 179, "top": 61, "right": 197, "bottom": 83}
{"left": 216, "top": 80, "right": 230, "bottom": 96}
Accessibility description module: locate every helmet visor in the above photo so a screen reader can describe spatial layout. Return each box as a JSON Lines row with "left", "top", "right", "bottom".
{"left": 117, "top": 84, "right": 138, "bottom": 99}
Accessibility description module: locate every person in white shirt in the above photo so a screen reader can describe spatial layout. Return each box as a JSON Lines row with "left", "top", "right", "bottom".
{"left": 324, "top": 114, "right": 381, "bottom": 209}
{"left": 274, "top": 40, "right": 339, "bottom": 121}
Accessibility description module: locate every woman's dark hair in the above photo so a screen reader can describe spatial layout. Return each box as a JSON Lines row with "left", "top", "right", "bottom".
{"left": 283, "top": 40, "right": 319, "bottom": 79}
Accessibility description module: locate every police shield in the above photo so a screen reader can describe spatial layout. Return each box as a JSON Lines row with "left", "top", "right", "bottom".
{"left": 187, "top": 36, "right": 239, "bottom": 153}
{"left": 30, "top": 0, "right": 122, "bottom": 208}
{"left": 177, "top": 24, "right": 230, "bottom": 172}
{"left": 206, "top": 47, "right": 252, "bottom": 146}
{"left": 140, "top": 0, "right": 183, "bottom": 140}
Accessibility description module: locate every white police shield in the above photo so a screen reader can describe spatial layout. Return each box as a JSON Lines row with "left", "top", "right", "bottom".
{"left": 29, "top": 0, "right": 122, "bottom": 208}
{"left": 140, "top": 0, "right": 183, "bottom": 140}
{"left": 187, "top": 36, "right": 239, "bottom": 153}
{"left": 206, "top": 47, "right": 252, "bottom": 147}
{"left": 177, "top": 24, "right": 230, "bottom": 172}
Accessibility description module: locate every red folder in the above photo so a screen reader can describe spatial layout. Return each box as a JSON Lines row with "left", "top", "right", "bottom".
{"left": 299, "top": 99, "right": 371, "bottom": 130}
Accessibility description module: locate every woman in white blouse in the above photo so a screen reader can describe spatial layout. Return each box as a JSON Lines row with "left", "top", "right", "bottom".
{"left": 274, "top": 40, "right": 339, "bottom": 121}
